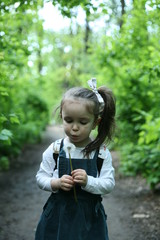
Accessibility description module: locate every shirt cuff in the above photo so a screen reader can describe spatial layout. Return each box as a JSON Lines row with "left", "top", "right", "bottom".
{"left": 81, "top": 175, "right": 93, "bottom": 192}
{"left": 50, "top": 179, "right": 59, "bottom": 193}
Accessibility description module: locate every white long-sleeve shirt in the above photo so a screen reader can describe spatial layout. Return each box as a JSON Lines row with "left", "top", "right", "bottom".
{"left": 36, "top": 138, "right": 115, "bottom": 196}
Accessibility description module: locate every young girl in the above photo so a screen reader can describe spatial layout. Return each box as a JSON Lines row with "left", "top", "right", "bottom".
{"left": 35, "top": 78, "right": 116, "bottom": 240}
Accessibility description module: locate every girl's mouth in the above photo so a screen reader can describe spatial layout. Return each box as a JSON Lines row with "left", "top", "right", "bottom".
{"left": 70, "top": 135, "right": 79, "bottom": 141}
{"left": 71, "top": 135, "right": 78, "bottom": 138}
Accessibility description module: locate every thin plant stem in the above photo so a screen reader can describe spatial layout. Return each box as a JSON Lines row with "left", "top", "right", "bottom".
{"left": 69, "top": 152, "right": 78, "bottom": 203}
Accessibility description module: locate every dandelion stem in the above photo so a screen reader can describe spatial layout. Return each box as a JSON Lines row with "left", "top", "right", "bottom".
{"left": 69, "top": 152, "right": 78, "bottom": 203}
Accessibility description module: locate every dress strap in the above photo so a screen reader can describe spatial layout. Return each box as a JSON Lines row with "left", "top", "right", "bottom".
{"left": 97, "top": 157, "right": 104, "bottom": 176}
{"left": 97, "top": 144, "right": 108, "bottom": 176}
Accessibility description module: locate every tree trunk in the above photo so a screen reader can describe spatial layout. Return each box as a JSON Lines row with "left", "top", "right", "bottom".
{"left": 84, "top": 14, "right": 90, "bottom": 53}
{"left": 120, "top": 0, "right": 125, "bottom": 29}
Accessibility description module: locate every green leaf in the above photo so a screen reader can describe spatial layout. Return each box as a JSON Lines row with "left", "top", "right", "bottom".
{"left": 0, "top": 129, "right": 12, "bottom": 145}
{"left": 0, "top": 129, "right": 12, "bottom": 138}
{"left": 0, "top": 87, "right": 9, "bottom": 97}
{"left": 0, "top": 135, "right": 9, "bottom": 141}
{"left": 0, "top": 115, "right": 8, "bottom": 124}
{"left": 9, "top": 114, "right": 20, "bottom": 124}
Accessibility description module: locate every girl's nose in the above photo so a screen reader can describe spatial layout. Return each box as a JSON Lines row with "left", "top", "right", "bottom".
{"left": 72, "top": 123, "right": 79, "bottom": 131}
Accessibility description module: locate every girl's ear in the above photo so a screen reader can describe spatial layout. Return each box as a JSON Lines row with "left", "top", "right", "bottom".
{"left": 92, "top": 117, "right": 101, "bottom": 129}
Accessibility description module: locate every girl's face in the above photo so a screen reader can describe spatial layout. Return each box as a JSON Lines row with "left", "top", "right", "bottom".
{"left": 61, "top": 98, "right": 96, "bottom": 147}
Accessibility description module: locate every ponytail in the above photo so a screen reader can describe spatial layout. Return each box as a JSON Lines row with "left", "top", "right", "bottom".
{"left": 84, "top": 86, "right": 116, "bottom": 155}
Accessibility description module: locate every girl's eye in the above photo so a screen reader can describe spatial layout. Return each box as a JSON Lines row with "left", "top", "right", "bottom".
{"left": 80, "top": 121, "right": 88, "bottom": 125}
{"left": 64, "top": 118, "right": 73, "bottom": 123}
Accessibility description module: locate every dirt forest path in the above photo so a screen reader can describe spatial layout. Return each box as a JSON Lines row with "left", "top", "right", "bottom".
{"left": 0, "top": 125, "right": 159, "bottom": 240}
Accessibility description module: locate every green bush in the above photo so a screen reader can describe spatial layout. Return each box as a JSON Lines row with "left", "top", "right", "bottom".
{"left": 0, "top": 156, "right": 10, "bottom": 171}
{"left": 0, "top": 92, "right": 49, "bottom": 164}
{"left": 120, "top": 113, "right": 160, "bottom": 189}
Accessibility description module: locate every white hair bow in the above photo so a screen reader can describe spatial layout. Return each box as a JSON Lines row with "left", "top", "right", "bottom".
{"left": 87, "top": 78, "right": 105, "bottom": 114}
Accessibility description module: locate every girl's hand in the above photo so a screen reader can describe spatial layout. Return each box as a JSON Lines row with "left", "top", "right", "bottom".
{"left": 51, "top": 175, "right": 74, "bottom": 191}
{"left": 72, "top": 169, "right": 88, "bottom": 187}
{"left": 60, "top": 174, "right": 74, "bottom": 191}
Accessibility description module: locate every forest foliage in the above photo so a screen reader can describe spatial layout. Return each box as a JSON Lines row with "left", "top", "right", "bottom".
{"left": 0, "top": 0, "right": 160, "bottom": 189}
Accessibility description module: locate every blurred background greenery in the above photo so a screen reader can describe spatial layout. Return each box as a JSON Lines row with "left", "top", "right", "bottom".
{"left": 0, "top": 0, "right": 159, "bottom": 189}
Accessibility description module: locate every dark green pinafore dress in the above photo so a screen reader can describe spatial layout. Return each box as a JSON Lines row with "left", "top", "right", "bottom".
{"left": 35, "top": 143, "right": 109, "bottom": 240}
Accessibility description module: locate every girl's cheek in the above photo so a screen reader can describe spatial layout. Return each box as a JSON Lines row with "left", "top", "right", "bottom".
{"left": 64, "top": 125, "right": 70, "bottom": 134}
{"left": 63, "top": 122, "right": 68, "bottom": 128}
